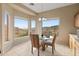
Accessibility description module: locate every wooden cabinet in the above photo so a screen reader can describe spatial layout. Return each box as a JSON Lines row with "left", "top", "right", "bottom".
{"left": 69, "top": 34, "right": 79, "bottom": 56}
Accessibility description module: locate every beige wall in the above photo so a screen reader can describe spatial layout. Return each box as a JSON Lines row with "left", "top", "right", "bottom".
{"left": 1, "top": 4, "right": 14, "bottom": 53}
{"left": 0, "top": 4, "right": 2, "bottom": 51}
{"left": 0, "top": 3, "right": 36, "bottom": 54}
{"left": 37, "top": 4, "right": 79, "bottom": 46}
{"left": 1, "top": 4, "right": 34, "bottom": 54}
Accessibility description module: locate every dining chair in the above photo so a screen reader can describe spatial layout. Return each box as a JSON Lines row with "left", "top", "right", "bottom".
{"left": 42, "top": 33, "right": 57, "bottom": 54}
{"left": 30, "top": 34, "right": 41, "bottom": 56}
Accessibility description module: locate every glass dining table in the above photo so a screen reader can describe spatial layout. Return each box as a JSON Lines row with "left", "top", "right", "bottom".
{"left": 39, "top": 35, "right": 53, "bottom": 51}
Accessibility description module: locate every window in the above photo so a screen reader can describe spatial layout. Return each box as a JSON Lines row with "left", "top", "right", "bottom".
{"left": 31, "top": 20, "right": 36, "bottom": 32}
{"left": 14, "top": 17, "right": 28, "bottom": 39}
{"left": 5, "top": 14, "right": 9, "bottom": 41}
{"left": 42, "top": 18, "right": 60, "bottom": 36}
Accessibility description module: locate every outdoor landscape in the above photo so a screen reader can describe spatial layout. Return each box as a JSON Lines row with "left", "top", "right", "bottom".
{"left": 42, "top": 25, "right": 59, "bottom": 36}
{"left": 14, "top": 27, "right": 28, "bottom": 38}
{"left": 14, "top": 25, "right": 59, "bottom": 38}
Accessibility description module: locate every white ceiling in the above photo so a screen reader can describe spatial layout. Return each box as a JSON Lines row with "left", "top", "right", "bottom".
{"left": 23, "top": 3, "right": 73, "bottom": 13}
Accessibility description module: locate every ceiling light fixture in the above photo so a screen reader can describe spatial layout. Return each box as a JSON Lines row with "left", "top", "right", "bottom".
{"left": 39, "top": 17, "right": 47, "bottom": 21}
{"left": 39, "top": 4, "right": 47, "bottom": 21}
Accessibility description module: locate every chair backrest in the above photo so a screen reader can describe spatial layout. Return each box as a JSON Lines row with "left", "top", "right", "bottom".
{"left": 30, "top": 34, "right": 39, "bottom": 48}
{"left": 52, "top": 33, "right": 57, "bottom": 46}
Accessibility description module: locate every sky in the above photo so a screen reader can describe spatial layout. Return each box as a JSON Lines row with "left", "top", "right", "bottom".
{"left": 14, "top": 18, "right": 28, "bottom": 29}
{"left": 14, "top": 18, "right": 60, "bottom": 29}
{"left": 42, "top": 19, "right": 60, "bottom": 27}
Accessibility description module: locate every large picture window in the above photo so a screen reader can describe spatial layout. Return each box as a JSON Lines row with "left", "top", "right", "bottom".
{"left": 14, "top": 17, "right": 28, "bottom": 39}
{"left": 42, "top": 18, "right": 60, "bottom": 36}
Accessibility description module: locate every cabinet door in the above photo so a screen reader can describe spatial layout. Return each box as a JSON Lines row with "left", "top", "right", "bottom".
{"left": 69, "top": 35, "right": 74, "bottom": 49}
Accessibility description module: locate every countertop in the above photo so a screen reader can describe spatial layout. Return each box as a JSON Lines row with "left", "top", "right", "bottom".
{"left": 69, "top": 34, "right": 79, "bottom": 41}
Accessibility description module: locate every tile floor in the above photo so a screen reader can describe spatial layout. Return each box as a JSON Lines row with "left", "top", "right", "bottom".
{"left": 3, "top": 40, "right": 79, "bottom": 56}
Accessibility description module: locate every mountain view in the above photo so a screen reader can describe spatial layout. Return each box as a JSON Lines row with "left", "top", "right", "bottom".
{"left": 14, "top": 27, "right": 28, "bottom": 38}
{"left": 42, "top": 25, "right": 59, "bottom": 36}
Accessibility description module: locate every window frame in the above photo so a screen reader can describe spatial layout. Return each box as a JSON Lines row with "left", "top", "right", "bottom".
{"left": 4, "top": 12, "right": 10, "bottom": 41}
